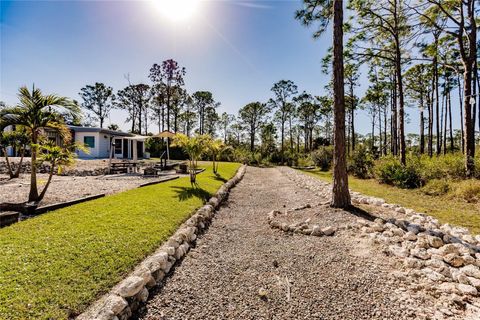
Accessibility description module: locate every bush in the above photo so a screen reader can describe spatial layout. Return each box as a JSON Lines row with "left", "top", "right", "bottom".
{"left": 311, "top": 146, "right": 333, "bottom": 171}
{"left": 452, "top": 180, "right": 480, "bottom": 203}
{"left": 421, "top": 179, "right": 451, "bottom": 196}
{"left": 419, "top": 153, "right": 466, "bottom": 181}
{"left": 297, "top": 156, "right": 314, "bottom": 167}
{"left": 375, "top": 156, "right": 424, "bottom": 189}
{"left": 348, "top": 145, "right": 374, "bottom": 179}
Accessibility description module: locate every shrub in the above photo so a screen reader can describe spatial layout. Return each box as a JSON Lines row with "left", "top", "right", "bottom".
{"left": 451, "top": 180, "right": 480, "bottom": 203}
{"left": 297, "top": 155, "right": 314, "bottom": 168}
{"left": 348, "top": 145, "right": 374, "bottom": 179}
{"left": 311, "top": 146, "right": 333, "bottom": 171}
{"left": 232, "top": 148, "right": 251, "bottom": 164}
{"left": 421, "top": 179, "right": 451, "bottom": 196}
{"left": 419, "top": 153, "right": 466, "bottom": 181}
{"left": 375, "top": 156, "right": 423, "bottom": 189}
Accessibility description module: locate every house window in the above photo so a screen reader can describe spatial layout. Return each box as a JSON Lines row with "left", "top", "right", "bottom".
{"left": 114, "top": 139, "right": 122, "bottom": 154}
{"left": 84, "top": 136, "right": 95, "bottom": 148}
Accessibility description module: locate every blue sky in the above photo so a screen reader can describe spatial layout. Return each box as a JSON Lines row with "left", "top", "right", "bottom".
{"left": 0, "top": 0, "right": 441, "bottom": 135}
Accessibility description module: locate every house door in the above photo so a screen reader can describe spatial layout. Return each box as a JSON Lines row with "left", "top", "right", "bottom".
{"left": 123, "top": 139, "right": 129, "bottom": 158}
{"left": 137, "top": 141, "right": 144, "bottom": 158}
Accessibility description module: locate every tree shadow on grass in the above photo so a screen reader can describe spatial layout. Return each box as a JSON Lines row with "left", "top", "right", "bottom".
{"left": 213, "top": 173, "right": 227, "bottom": 183}
{"left": 171, "top": 186, "right": 212, "bottom": 202}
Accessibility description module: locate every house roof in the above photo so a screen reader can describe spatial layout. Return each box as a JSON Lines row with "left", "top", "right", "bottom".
{"left": 68, "top": 126, "right": 133, "bottom": 137}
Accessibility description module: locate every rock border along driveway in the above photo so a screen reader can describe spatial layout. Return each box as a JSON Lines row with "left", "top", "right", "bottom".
{"left": 76, "top": 165, "right": 247, "bottom": 320}
{"left": 280, "top": 167, "right": 480, "bottom": 319}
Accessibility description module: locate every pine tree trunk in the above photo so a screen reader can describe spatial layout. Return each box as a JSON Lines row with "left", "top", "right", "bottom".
{"left": 428, "top": 73, "right": 434, "bottom": 157}
{"left": 448, "top": 90, "right": 454, "bottom": 152}
{"left": 281, "top": 119, "right": 285, "bottom": 164}
{"left": 394, "top": 34, "right": 406, "bottom": 165}
{"left": 331, "top": 0, "right": 351, "bottom": 208}
{"left": 443, "top": 91, "right": 447, "bottom": 155}
{"left": 346, "top": 110, "right": 351, "bottom": 156}
{"left": 420, "top": 109, "right": 425, "bottom": 154}
{"left": 440, "top": 88, "right": 445, "bottom": 155}
{"left": 458, "top": 74, "right": 464, "bottom": 153}
{"left": 383, "top": 105, "right": 387, "bottom": 156}
{"left": 433, "top": 35, "right": 440, "bottom": 156}
{"left": 289, "top": 116, "right": 293, "bottom": 152}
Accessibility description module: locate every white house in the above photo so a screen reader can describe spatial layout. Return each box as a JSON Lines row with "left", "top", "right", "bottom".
{"left": 69, "top": 126, "right": 148, "bottom": 159}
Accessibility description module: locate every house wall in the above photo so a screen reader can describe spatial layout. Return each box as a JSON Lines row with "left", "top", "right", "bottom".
{"left": 74, "top": 132, "right": 101, "bottom": 158}
{"left": 98, "top": 134, "right": 112, "bottom": 158}
{"left": 71, "top": 129, "right": 144, "bottom": 159}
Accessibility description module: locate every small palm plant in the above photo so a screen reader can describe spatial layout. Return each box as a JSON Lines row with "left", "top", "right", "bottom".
{"left": 0, "top": 129, "right": 30, "bottom": 179}
{"left": 205, "top": 137, "right": 232, "bottom": 174}
{"left": 0, "top": 86, "right": 79, "bottom": 203}
{"left": 172, "top": 134, "right": 207, "bottom": 183}
{"left": 36, "top": 141, "right": 87, "bottom": 202}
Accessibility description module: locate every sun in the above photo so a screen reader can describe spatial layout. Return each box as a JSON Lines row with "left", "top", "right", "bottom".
{"left": 152, "top": 0, "right": 200, "bottom": 22}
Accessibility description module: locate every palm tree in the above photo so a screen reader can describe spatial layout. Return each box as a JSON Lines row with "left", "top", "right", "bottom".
{"left": 172, "top": 134, "right": 208, "bottom": 183}
{"left": 0, "top": 129, "right": 30, "bottom": 179}
{"left": 0, "top": 86, "right": 79, "bottom": 203}
{"left": 37, "top": 141, "right": 86, "bottom": 201}
{"left": 205, "top": 137, "right": 233, "bottom": 174}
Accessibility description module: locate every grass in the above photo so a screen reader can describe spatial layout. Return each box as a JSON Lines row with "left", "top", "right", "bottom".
{"left": 0, "top": 162, "right": 240, "bottom": 320}
{"left": 302, "top": 169, "right": 480, "bottom": 234}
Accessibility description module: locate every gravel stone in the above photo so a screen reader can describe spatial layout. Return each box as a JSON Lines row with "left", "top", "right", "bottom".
{"left": 136, "top": 167, "right": 448, "bottom": 320}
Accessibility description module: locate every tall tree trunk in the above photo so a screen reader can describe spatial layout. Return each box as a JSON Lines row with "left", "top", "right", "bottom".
{"left": 420, "top": 109, "right": 425, "bottom": 154}
{"left": 250, "top": 127, "right": 255, "bottom": 152}
{"left": 383, "top": 104, "right": 387, "bottom": 155}
{"left": 440, "top": 86, "right": 445, "bottom": 155}
{"left": 289, "top": 116, "right": 293, "bottom": 152}
{"left": 428, "top": 68, "right": 434, "bottom": 157}
{"left": 281, "top": 119, "right": 285, "bottom": 164}
{"left": 448, "top": 90, "right": 454, "bottom": 152}
{"left": 443, "top": 91, "right": 447, "bottom": 155}
{"left": 472, "top": 61, "right": 477, "bottom": 134}
{"left": 371, "top": 111, "right": 376, "bottom": 151}
{"left": 350, "top": 82, "right": 356, "bottom": 152}
{"left": 347, "top": 111, "right": 351, "bottom": 156}
{"left": 167, "top": 92, "right": 171, "bottom": 132}
{"left": 458, "top": 74, "right": 465, "bottom": 153}
{"left": 331, "top": 0, "right": 351, "bottom": 208}
{"left": 351, "top": 107, "right": 355, "bottom": 152}
{"left": 174, "top": 113, "right": 178, "bottom": 133}
{"left": 433, "top": 36, "right": 441, "bottom": 156}
{"left": 463, "top": 61, "right": 475, "bottom": 176}
{"left": 395, "top": 41, "right": 406, "bottom": 165}
{"left": 379, "top": 107, "right": 383, "bottom": 154}
{"left": 391, "top": 75, "right": 398, "bottom": 156}
{"left": 28, "top": 133, "right": 39, "bottom": 202}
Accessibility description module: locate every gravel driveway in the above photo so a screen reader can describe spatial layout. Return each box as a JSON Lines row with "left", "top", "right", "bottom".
{"left": 136, "top": 167, "right": 454, "bottom": 320}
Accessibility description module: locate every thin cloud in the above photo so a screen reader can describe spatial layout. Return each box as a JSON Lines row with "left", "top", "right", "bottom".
{"left": 235, "top": 2, "right": 273, "bottom": 10}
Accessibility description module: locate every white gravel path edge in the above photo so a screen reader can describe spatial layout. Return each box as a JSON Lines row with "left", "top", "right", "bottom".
{"left": 76, "top": 165, "right": 247, "bottom": 320}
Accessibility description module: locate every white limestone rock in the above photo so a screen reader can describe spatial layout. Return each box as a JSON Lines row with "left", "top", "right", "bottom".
{"left": 115, "top": 276, "right": 145, "bottom": 298}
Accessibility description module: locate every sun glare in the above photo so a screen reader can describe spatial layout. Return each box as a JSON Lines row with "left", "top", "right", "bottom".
{"left": 153, "top": 0, "right": 200, "bottom": 22}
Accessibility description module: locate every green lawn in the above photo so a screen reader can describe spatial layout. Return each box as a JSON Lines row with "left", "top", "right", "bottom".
{"left": 302, "top": 169, "right": 480, "bottom": 234}
{"left": 0, "top": 162, "right": 240, "bottom": 320}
